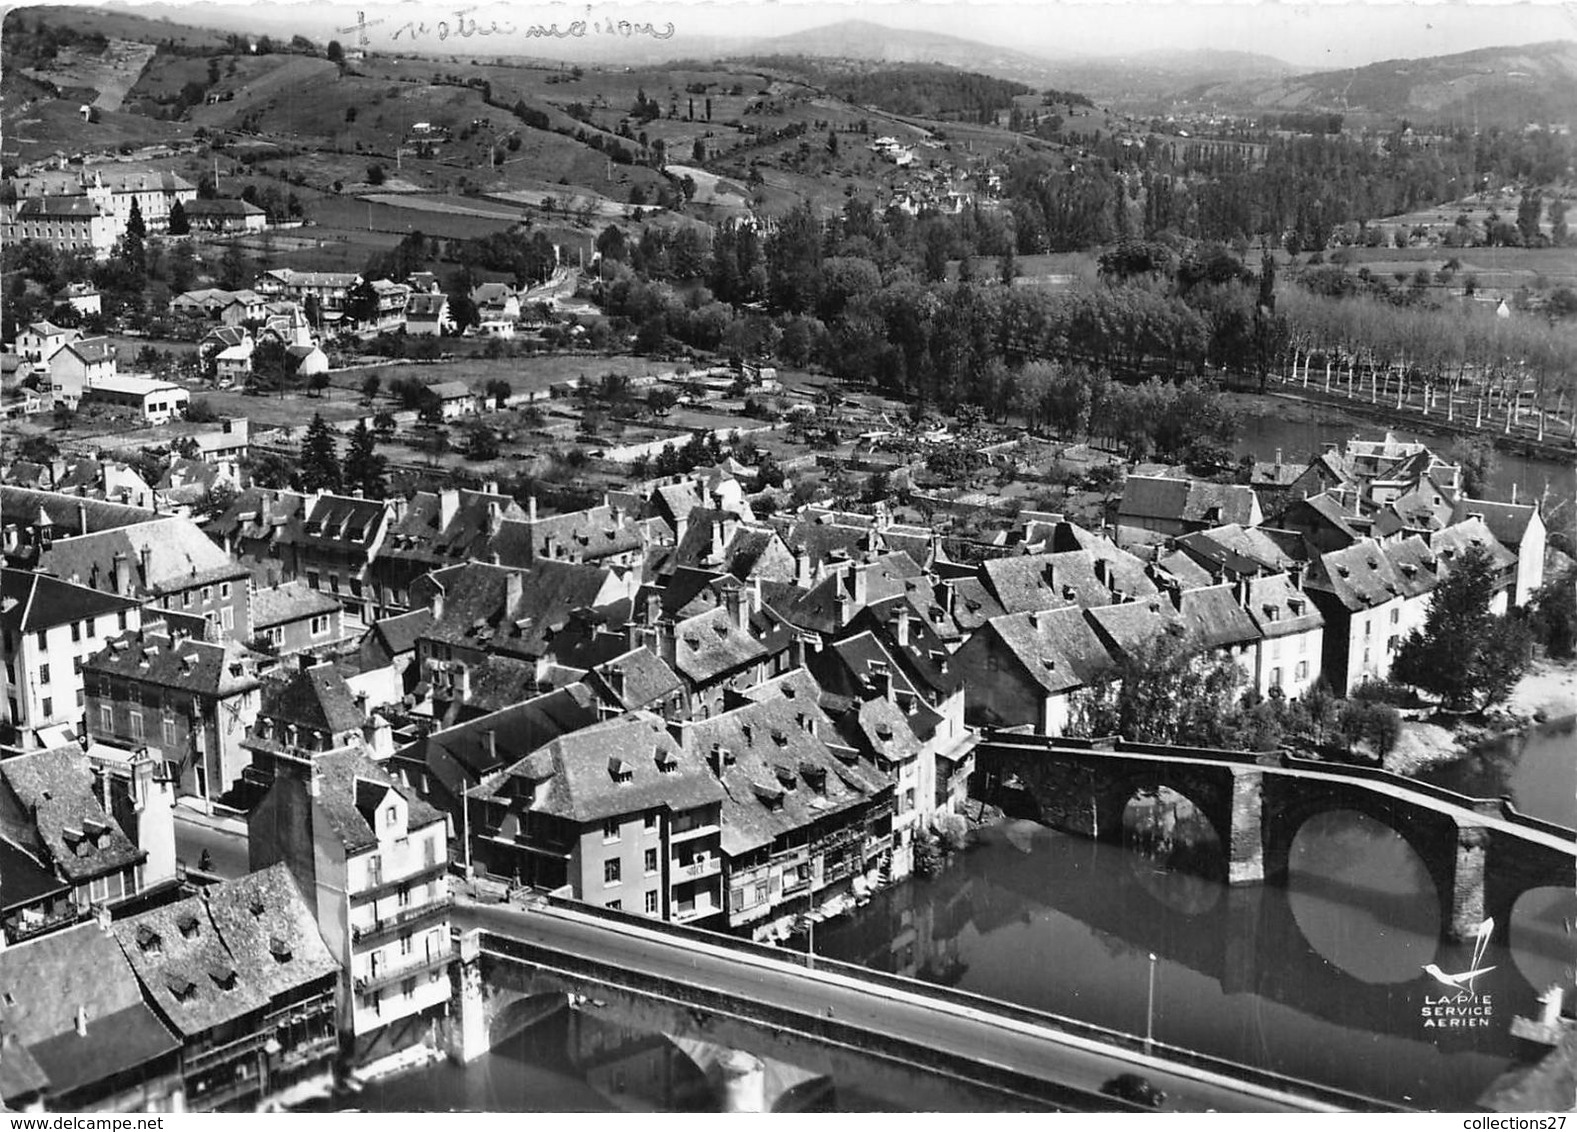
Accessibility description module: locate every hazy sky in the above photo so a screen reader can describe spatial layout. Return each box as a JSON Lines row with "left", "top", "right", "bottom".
{"left": 96, "top": 0, "right": 1577, "bottom": 70}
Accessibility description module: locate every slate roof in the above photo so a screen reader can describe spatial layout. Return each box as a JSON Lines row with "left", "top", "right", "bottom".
{"left": 652, "top": 482, "right": 704, "bottom": 529}
{"left": 846, "top": 695, "right": 924, "bottom": 768}
{"left": 14, "top": 196, "right": 110, "bottom": 219}
{"left": 0, "top": 568, "right": 139, "bottom": 634}
{"left": 0, "top": 923, "right": 180, "bottom": 1101}
{"left": 1173, "top": 584, "right": 1261, "bottom": 651}
{"left": 1119, "top": 476, "right": 1260, "bottom": 527}
{"left": 1153, "top": 549, "right": 1217, "bottom": 589}
{"left": 0, "top": 747, "right": 144, "bottom": 884}
{"left": 184, "top": 198, "right": 266, "bottom": 219}
{"left": 1307, "top": 538, "right": 1420, "bottom": 612}
{"left": 406, "top": 293, "right": 448, "bottom": 319}
{"left": 683, "top": 698, "right": 887, "bottom": 856}
{"left": 1430, "top": 518, "right": 1519, "bottom": 577}
{"left": 112, "top": 896, "right": 269, "bottom": 1037}
{"left": 1, "top": 486, "right": 156, "bottom": 536}
{"left": 473, "top": 711, "right": 723, "bottom": 826}
{"left": 941, "top": 577, "right": 1006, "bottom": 631}
{"left": 669, "top": 606, "right": 768, "bottom": 685}
{"left": 383, "top": 490, "right": 524, "bottom": 566}
{"left": 985, "top": 608, "right": 1117, "bottom": 695}
{"left": 421, "top": 560, "right": 621, "bottom": 659}
{"left": 83, "top": 627, "right": 259, "bottom": 699}
{"left": 1085, "top": 599, "right": 1187, "bottom": 662}
{"left": 294, "top": 493, "right": 388, "bottom": 552}
{"left": 368, "top": 609, "right": 434, "bottom": 658}
{"left": 982, "top": 545, "right": 1157, "bottom": 614}
{"left": 493, "top": 502, "right": 645, "bottom": 565}
{"left": 428, "top": 381, "right": 473, "bottom": 400}
{"left": 405, "top": 684, "right": 602, "bottom": 799}
{"left": 307, "top": 750, "right": 445, "bottom": 854}
{"left": 56, "top": 337, "right": 115, "bottom": 366}
{"left": 251, "top": 580, "right": 341, "bottom": 631}
{"left": 1450, "top": 498, "right": 1541, "bottom": 547}
{"left": 1175, "top": 524, "right": 1294, "bottom": 579}
{"left": 0, "top": 835, "right": 69, "bottom": 913}
{"left": 201, "top": 865, "right": 340, "bottom": 1000}
{"left": 588, "top": 647, "right": 685, "bottom": 711}
{"left": 257, "top": 662, "right": 366, "bottom": 736}
{"left": 1243, "top": 573, "right": 1324, "bottom": 640}
{"left": 29, "top": 516, "right": 248, "bottom": 596}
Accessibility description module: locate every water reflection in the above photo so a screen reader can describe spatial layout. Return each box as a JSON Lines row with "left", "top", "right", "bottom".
{"left": 1418, "top": 717, "right": 1577, "bottom": 829}
{"left": 1286, "top": 810, "right": 1442, "bottom": 984}
{"left": 1509, "top": 887, "right": 1577, "bottom": 998}
{"left": 816, "top": 817, "right": 1542, "bottom": 1109}
{"left": 1122, "top": 787, "right": 1224, "bottom": 916}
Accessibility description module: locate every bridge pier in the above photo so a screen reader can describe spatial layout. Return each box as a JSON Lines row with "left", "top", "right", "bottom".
{"left": 717, "top": 1048, "right": 768, "bottom": 1112}
{"left": 1227, "top": 770, "right": 1264, "bottom": 885}
{"left": 1448, "top": 828, "right": 1489, "bottom": 943}
{"left": 447, "top": 930, "right": 490, "bottom": 1063}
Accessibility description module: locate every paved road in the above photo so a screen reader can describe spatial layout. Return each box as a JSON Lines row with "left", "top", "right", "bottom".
{"left": 173, "top": 810, "right": 250, "bottom": 878}
{"left": 456, "top": 899, "right": 1360, "bottom": 1114}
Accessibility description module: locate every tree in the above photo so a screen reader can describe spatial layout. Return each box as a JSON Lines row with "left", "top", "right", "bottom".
{"left": 1448, "top": 435, "right": 1499, "bottom": 498}
{"left": 326, "top": 39, "right": 344, "bottom": 64}
{"left": 125, "top": 197, "right": 146, "bottom": 243}
{"left": 1391, "top": 546, "right": 1532, "bottom": 710}
{"left": 464, "top": 423, "right": 501, "bottom": 461}
{"left": 298, "top": 413, "right": 343, "bottom": 494}
{"left": 1069, "top": 630, "right": 1249, "bottom": 747}
{"left": 250, "top": 337, "right": 292, "bottom": 390}
{"left": 167, "top": 199, "right": 190, "bottom": 236}
{"left": 345, "top": 277, "right": 381, "bottom": 326}
{"left": 366, "top": 164, "right": 386, "bottom": 186}
{"left": 361, "top": 373, "right": 382, "bottom": 402}
{"left": 1527, "top": 569, "right": 1577, "bottom": 660}
{"left": 1550, "top": 198, "right": 1569, "bottom": 247}
{"left": 343, "top": 419, "right": 387, "bottom": 498}
{"left": 483, "top": 379, "right": 511, "bottom": 409}
{"left": 309, "top": 370, "right": 331, "bottom": 397}
{"left": 218, "top": 242, "right": 250, "bottom": 290}
{"left": 646, "top": 386, "right": 679, "bottom": 416}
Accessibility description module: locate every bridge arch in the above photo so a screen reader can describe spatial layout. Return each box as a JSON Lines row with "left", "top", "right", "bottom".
{"left": 1095, "top": 767, "right": 1235, "bottom": 881}
{"left": 1260, "top": 781, "right": 1459, "bottom": 936}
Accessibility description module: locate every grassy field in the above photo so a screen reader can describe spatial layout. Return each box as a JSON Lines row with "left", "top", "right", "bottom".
{"left": 304, "top": 195, "right": 519, "bottom": 240}
{"left": 2, "top": 98, "right": 192, "bottom": 163}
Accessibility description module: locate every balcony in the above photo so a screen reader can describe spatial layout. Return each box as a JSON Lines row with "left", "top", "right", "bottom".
{"left": 350, "top": 895, "right": 454, "bottom": 947}
{"left": 350, "top": 862, "right": 448, "bottom": 904}
{"left": 668, "top": 822, "right": 720, "bottom": 844}
{"left": 670, "top": 854, "right": 721, "bottom": 881}
{"left": 354, "top": 951, "right": 452, "bottom": 997}
{"left": 670, "top": 894, "right": 720, "bottom": 924}
{"left": 863, "top": 833, "right": 893, "bottom": 859}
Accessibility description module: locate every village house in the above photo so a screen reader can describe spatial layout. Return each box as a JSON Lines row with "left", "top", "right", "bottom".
{"left": 1450, "top": 498, "right": 1546, "bottom": 607}
{"left": 1304, "top": 536, "right": 1440, "bottom": 694}
{"left": 369, "top": 486, "right": 525, "bottom": 618}
{"left": 45, "top": 336, "right": 116, "bottom": 407}
{"left": 83, "top": 375, "right": 190, "bottom": 424}
{"left": 427, "top": 381, "right": 477, "bottom": 421}
{"left": 466, "top": 711, "right": 726, "bottom": 922}
{"left": 17, "top": 321, "right": 79, "bottom": 365}
{"left": 181, "top": 198, "right": 268, "bottom": 234}
{"left": 1116, "top": 476, "right": 1263, "bottom": 545}
{"left": 403, "top": 293, "right": 453, "bottom": 336}
{"left": 2, "top": 567, "right": 143, "bottom": 748}
{"left": 249, "top": 581, "right": 346, "bottom": 659}
{"left": 248, "top": 748, "right": 454, "bottom": 1068}
{"left": 0, "top": 922, "right": 185, "bottom": 1112}
{"left": 953, "top": 605, "right": 1117, "bottom": 736}
{"left": 82, "top": 622, "right": 263, "bottom": 806}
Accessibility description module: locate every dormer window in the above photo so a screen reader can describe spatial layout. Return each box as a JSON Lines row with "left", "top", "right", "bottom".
{"left": 268, "top": 936, "right": 292, "bottom": 962}
{"left": 655, "top": 748, "right": 679, "bottom": 775}
{"left": 166, "top": 975, "right": 197, "bottom": 1001}
{"left": 177, "top": 912, "right": 199, "bottom": 939}
{"left": 208, "top": 965, "right": 237, "bottom": 991}
{"left": 135, "top": 924, "right": 161, "bottom": 953}
{"left": 608, "top": 758, "right": 633, "bottom": 783}
{"left": 249, "top": 897, "right": 265, "bottom": 917}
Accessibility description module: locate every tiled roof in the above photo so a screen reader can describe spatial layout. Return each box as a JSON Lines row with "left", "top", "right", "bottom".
{"left": 1429, "top": 519, "right": 1518, "bottom": 578}
{"left": 474, "top": 711, "right": 723, "bottom": 826}
{"left": 428, "top": 381, "right": 472, "bottom": 400}
{"left": 14, "top": 196, "right": 109, "bottom": 219}
{"left": 0, "top": 923, "right": 180, "bottom": 1100}
{"left": 683, "top": 698, "right": 887, "bottom": 856}
{"left": 1119, "top": 476, "right": 1260, "bottom": 527}
{"left": 293, "top": 493, "right": 388, "bottom": 551}
{"left": 941, "top": 577, "right": 1005, "bottom": 631}
{"left": 57, "top": 337, "right": 115, "bottom": 366}
{"left": 184, "top": 198, "right": 266, "bottom": 218}
{"left": 382, "top": 489, "right": 523, "bottom": 565}
{"left": 0, "top": 568, "right": 139, "bottom": 634}
{"left": 493, "top": 502, "right": 645, "bottom": 565}
{"left": 421, "top": 559, "right": 622, "bottom": 658}
{"left": 369, "top": 609, "right": 434, "bottom": 657}
{"left": 1307, "top": 538, "right": 1422, "bottom": 612}
{"left": 83, "top": 627, "right": 259, "bottom": 698}
{"left": 1085, "top": 598, "right": 1187, "bottom": 662}
{"left": 0, "top": 747, "right": 144, "bottom": 885}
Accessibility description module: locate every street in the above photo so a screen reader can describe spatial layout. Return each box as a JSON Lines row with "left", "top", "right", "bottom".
{"left": 173, "top": 808, "right": 250, "bottom": 878}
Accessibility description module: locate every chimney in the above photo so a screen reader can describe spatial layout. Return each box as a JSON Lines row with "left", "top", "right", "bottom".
{"left": 308, "top": 758, "right": 322, "bottom": 799}
{"left": 793, "top": 550, "right": 811, "bottom": 588}
{"left": 1274, "top": 448, "right": 1283, "bottom": 468}
{"left": 1233, "top": 577, "right": 1250, "bottom": 609}
{"left": 528, "top": 496, "right": 539, "bottom": 523}
{"left": 645, "top": 591, "right": 662, "bottom": 627}
{"left": 505, "top": 569, "right": 523, "bottom": 615}
{"left": 483, "top": 728, "right": 496, "bottom": 765}
{"left": 724, "top": 583, "right": 747, "bottom": 632}
{"left": 438, "top": 489, "right": 460, "bottom": 531}
{"left": 850, "top": 564, "right": 869, "bottom": 606}
{"left": 430, "top": 590, "right": 445, "bottom": 621}
{"left": 1288, "top": 562, "right": 1305, "bottom": 591}
{"left": 77, "top": 499, "right": 88, "bottom": 535}
{"left": 487, "top": 500, "right": 502, "bottom": 536}
{"left": 113, "top": 551, "right": 131, "bottom": 596}
{"left": 1093, "top": 557, "right": 1111, "bottom": 589}
{"left": 484, "top": 480, "right": 499, "bottom": 495}
{"left": 137, "top": 545, "right": 151, "bottom": 583}
{"left": 75, "top": 1006, "right": 89, "bottom": 1036}
{"left": 894, "top": 604, "right": 911, "bottom": 647}
{"left": 710, "top": 519, "right": 726, "bottom": 564}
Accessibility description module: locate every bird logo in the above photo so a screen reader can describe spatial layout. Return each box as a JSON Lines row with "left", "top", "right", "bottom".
{"left": 1422, "top": 918, "right": 1496, "bottom": 993}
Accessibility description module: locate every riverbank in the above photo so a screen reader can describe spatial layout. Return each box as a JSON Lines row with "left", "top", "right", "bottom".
{"left": 1386, "top": 657, "right": 1577, "bottom": 778}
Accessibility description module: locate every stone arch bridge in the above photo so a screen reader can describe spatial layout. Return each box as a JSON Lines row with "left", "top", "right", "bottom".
{"left": 975, "top": 732, "right": 1577, "bottom": 943}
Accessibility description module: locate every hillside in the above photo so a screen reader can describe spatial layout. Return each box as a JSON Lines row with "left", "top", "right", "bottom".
{"left": 744, "top": 20, "right": 1074, "bottom": 88}
{"left": 1173, "top": 39, "right": 1577, "bottom": 127}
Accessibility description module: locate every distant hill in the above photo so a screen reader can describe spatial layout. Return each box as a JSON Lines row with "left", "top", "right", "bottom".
{"left": 4, "top": 5, "right": 229, "bottom": 50}
{"left": 1050, "top": 48, "right": 1299, "bottom": 106}
{"left": 742, "top": 20, "right": 1075, "bottom": 88}
{"left": 1172, "top": 40, "right": 1577, "bottom": 126}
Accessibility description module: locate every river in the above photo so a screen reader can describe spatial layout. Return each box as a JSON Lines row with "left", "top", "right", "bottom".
{"left": 355, "top": 719, "right": 1573, "bottom": 1113}
{"left": 1230, "top": 394, "right": 1577, "bottom": 524}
